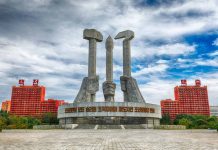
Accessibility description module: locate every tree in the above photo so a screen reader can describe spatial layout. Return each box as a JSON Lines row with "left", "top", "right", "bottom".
{"left": 215, "top": 124, "right": 218, "bottom": 132}
{"left": 0, "top": 117, "right": 7, "bottom": 129}
{"left": 7, "top": 115, "right": 41, "bottom": 129}
{"left": 174, "top": 114, "right": 194, "bottom": 125}
{"left": 195, "top": 119, "right": 208, "bottom": 129}
{"left": 0, "top": 111, "right": 41, "bottom": 129}
{"left": 160, "top": 113, "right": 171, "bottom": 125}
{"left": 207, "top": 116, "right": 218, "bottom": 129}
{"left": 178, "top": 118, "right": 192, "bottom": 129}
{"left": 0, "top": 110, "right": 9, "bottom": 118}
{"left": 207, "top": 116, "right": 217, "bottom": 122}
{"left": 0, "top": 117, "right": 7, "bottom": 132}
{"left": 8, "top": 115, "right": 21, "bottom": 128}
{"left": 41, "top": 113, "right": 58, "bottom": 125}
{"left": 27, "top": 117, "right": 41, "bottom": 128}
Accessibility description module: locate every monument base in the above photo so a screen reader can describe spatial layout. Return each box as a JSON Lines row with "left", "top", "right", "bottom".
{"left": 58, "top": 102, "right": 161, "bottom": 128}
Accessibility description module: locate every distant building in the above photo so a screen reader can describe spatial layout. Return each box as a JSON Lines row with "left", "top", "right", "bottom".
{"left": 9, "top": 79, "right": 67, "bottom": 117}
{"left": 1, "top": 100, "right": 11, "bottom": 112}
{"left": 210, "top": 106, "right": 218, "bottom": 117}
{"left": 161, "top": 99, "right": 179, "bottom": 120}
{"left": 41, "top": 99, "right": 66, "bottom": 114}
{"left": 161, "top": 80, "right": 210, "bottom": 120}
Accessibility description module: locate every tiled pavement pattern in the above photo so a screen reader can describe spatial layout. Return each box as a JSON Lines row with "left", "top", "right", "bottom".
{"left": 0, "top": 129, "right": 218, "bottom": 150}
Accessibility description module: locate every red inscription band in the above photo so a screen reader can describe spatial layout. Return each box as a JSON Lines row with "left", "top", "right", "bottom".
{"left": 65, "top": 107, "right": 155, "bottom": 113}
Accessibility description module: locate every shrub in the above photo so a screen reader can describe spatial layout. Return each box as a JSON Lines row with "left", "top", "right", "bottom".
{"left": 0, "top": 111, "right": 41, "bottom": 129}
{"left": 178, "top": 118, "right": 192, "bottom": 129}
{"left": 172, "top": 114, "right": 218, "bottom": 129}
{"left": 174, "top": 114, "right": 194, "bottom": 125}
{"left": 41, "top": 113, "right": 58, "bottom": 125}
{"left": 7, "top": 124, "right": 17, "bottom": 129}
{"left": 160, "top": 113, "right": 171, "bottom": 125}
{"left": 212, "top": 123, "right": 218, "bottom": 132}
{"left": 195, "top": 119, "right": 208, "bottom": 128}
{"left": 0, "top": 117, "right": 7, "bottom": 129}
{"left": 207, "top": 116, "right": 217, "bottom": 122}
{"left": 27, "top": 117, "right": 41, "bottom": 128}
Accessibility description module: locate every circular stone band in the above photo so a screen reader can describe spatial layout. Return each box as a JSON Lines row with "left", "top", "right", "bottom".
{"left": 58, "top": 102, "right": 161, "bottom": 118}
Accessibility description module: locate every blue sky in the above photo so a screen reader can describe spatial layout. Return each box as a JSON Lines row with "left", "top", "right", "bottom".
{"left": 0, "top": 0, "right": 218, "bottom": 106}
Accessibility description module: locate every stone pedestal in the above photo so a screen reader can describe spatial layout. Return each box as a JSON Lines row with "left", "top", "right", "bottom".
{"left": 103, "top": 81, "right": 116, "bottom": 102}
{"left": 74, "top": 76, "right": 99, "bottom": 103}
{"left": 120, "top": 76, "right": 145, "bottom": 103}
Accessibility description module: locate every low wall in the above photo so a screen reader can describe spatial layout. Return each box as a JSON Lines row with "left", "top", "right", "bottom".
{"left": 33, "top": 125, "right": 62, "bottom": 130}
{"left": 60, "top": 124, "right": 78, "bottom": 129}
{"left": 154, "top": 125, "right": 186, "bottom": 130}
{"left": 33, "top": 124, "right": 79, "bottom": 129}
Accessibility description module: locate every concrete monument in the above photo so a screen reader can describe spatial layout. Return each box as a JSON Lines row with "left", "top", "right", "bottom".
{"left": 58, "top": 29, "right": 161, "bottom": 128}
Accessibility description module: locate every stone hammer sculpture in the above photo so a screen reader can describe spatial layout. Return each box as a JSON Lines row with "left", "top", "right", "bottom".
{"left": 74, "top": 29, "right": 103, "bottom": 103}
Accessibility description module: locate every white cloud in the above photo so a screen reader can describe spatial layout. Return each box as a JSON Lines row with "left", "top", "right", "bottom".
{"left": 103, "top": 0, "right": 218, "bottom": 41}
{"left": 139, "top": 79, "right": 178, "bottom": 104}
{"left": 132, "top": 43, "right": 196, "bottom": 58}
{"left": 133, "top": 64, "right": 168, "bottom": 77}
{"left": 212, "top": 38, "right": 218, "bottom": 46}
{"left": 177, "top": 58, "right": 188, "bottom": 63}
{"left": 176, "top": 57, "right": 218, "bottom": 68}
{"left": 156, "top": 59, "right": 169, "bottom": 64}
{"left": 208, "top": 50, "right": 218, "bottom": 56}
{"left": 195, "top": 58, "right": 218, "bottom": 67}
{"left": 156, "top": 43, "right": 196, "bottom": 55}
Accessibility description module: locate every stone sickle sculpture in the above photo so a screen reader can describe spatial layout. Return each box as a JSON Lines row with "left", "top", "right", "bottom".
{"left": 74, "top": 29, "right": 103, "bottom": 103}
{"left": 115, "top": 30, "right": 145, "bottom": 103}
{"left": 103, "top": 36, "right": 116, "bottom": 102}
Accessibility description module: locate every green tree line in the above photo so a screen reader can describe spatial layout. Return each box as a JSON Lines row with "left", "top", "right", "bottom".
{"left": 0, "top": 111, "right": 59, "bottom": 131}
{"left": 161, "top": 113, "right": 218, "bottom": 130}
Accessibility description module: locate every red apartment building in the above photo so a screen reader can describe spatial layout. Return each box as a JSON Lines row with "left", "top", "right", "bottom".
{"left": 41, "top": 99, "right": 65, "bottom": 114}
{"left": 4, "top": 79, "right": 67, "bottom": 117}
{"left": 161, "top": 80, "right": 210, "bottom": 120}
{"left": 1, "top": 100, "right": 11, "bottom": 112}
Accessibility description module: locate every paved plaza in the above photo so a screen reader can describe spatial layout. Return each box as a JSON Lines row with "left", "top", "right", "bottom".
{"left": 0, "top": 129, "right": 218, "bottom": 150}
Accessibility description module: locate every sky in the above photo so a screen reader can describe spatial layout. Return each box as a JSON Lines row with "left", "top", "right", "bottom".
{"left": 0, "top": 0, "right": 218, "bottom": 106}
